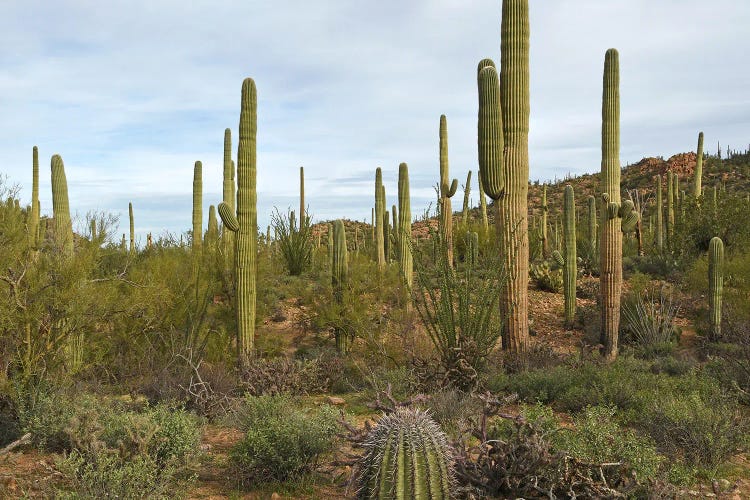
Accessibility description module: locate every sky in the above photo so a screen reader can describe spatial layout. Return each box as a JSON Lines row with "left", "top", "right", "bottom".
{"left": 0, "top": 0, "right": 748, "bottom": 245}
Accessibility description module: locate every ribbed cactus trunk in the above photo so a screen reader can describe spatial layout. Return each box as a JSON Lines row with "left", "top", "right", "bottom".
{"left": 332, "top": 220, "right": 349, "bottom": 353}
{"left": 299, "top": 166, "right": 305, "bottom": 231}
{"left": 375, "top": 168, "right": 385, "bottom": 270}
{"left": 206, "top": 205, "right": 218, "bottom": 248}
{"left": 391, "top": 204, "right": 398, "bottom": 235}
{"left": 587, "top": 195, "right": 597, "bottom": 251}
{"left": 599, "top": 48, "right": 623, "bottom": 360}
{"left": 708, "top": 236, "right": 723, "bottom": 340}
{"left": 655, "top": 174, "right": 663, "bottom": 251}
{"left": 694, "top": 131, "right": 704, "bottom": 197}
{"left": 554, "top": 185, "right": 576, "bottom": 325}
{"left": 666, "top": 171, "right": 674, "bottom": 249}
{"left": 541, "top": 184, "right": 549, "bottom": 257}
{"left": 217, "top": 78, "right": 258, "bottom": 367}
{"left": 192, "top": 161, "right": 203, "bottom": 251}
{"left": 222, "top": 128, "right": 235, "bottom": 265}
{"left": 128, "top": 202, "right": 135, "bottom": 254}
{"left": 478, "top": 173, "right": 489, "bottom": 236}
{"left": 498, "top": 0, "right": 530, "bottom": 352}
{"left": 438, "top": 115, "right": 458, "bottom": 268}
{"left": 29, "top": 146, "right": 40, "bottom": 248}
{"left": 398, "top": 163, "right": 412, "bottom": 291}
{"left": 328, "top": 222, "right": 334, "bottom": 272}
{"left": 383, "top": 209, "right": 391, "bottom": 262}
{"left": 51, "top": 155, "right": 73, "bottom": 256}
{"left": 461, "top": 170, "right": 472, "bottom": 227}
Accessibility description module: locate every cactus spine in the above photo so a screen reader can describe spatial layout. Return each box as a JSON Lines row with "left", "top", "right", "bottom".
{"left": 438, "top": 115, "right": 459, "bottom": 267}
{"left": 29, "top": 146, "right": 40, "bottom": 247}
{"left": 553, "top": 185, "right": 576, "bottom": 324}
{"left": 299, "top": 166, "right": 305, "bottom": 231}
{"left": 357, "top": 408, "right": 454, "bottom": 500}
{"left": 375, "top": 168, "right": 385, "bottom": 270}
{"left": 51, "top": 154, "right": 73, "bottom": 256}
{"left": 128, "top": 202, "right": 135, "bottom": 253}
{"left": 222, "top": 128, "right": 234, "bottom": 263}
{"left": 192, "top": 161, "right": 203, "bottom": 251}
{"left": 587, "top": 195, "right": 597, "bottom": 251}
{"left": 708, "top": 236, "right": 723, "bottom": 339}
{"left": 398, "top": 163, "right": 412, "bottom": 290}
{"left": 461, "top": 170, "right": 472, "bottom": 227}
{"left": 332, "top": 220, "right": 349, "bottom": 352}
{"left": 498, "top": 0, "right": 531, "bottom": 352}
{"left": 599, "top": 48, "right": 626, "bottom": 360}
{"left": 655, "top": 174, "right": 663, "bottom": 251}
{"left": 217, "top": 78, "right": 258, "bottom": 367}
{"left": 694, "top": 131, "right": 704, "bottom": 197}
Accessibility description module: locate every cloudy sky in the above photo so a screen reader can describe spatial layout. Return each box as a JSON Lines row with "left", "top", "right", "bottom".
{"left": 1, "top": 0, "right": 748, "bottom": 244}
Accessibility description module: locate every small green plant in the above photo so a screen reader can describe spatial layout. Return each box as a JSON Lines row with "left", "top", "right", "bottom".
{"left": 271, "top": 207, "right": 313, "bottom": 276}
{"left": 229, "top": 394, "right": 340, "bottom": 483}
{"left": 529, "top": 261, "right": 562, "bottom": 292}
{"left": 621, "top": 285, "right": 680, "bottom": 347}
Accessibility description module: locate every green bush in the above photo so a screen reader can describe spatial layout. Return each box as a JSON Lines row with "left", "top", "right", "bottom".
{"left": 229, "top": 394, "right": 340, "bottom": 483}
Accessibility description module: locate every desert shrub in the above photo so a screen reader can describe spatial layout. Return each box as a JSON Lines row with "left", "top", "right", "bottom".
{"left": 621, "top": 284, "right": 681, "bottom": 347}
{"left": 271, "top": 208, "right": 313, "bottom": 276}
{"left": 418, "top": 388, "right": 483, "bottom": 438}
{"left": 638, "top": 392, "right": 748, "bottom": 471}
{"left": 240, "top": 356, "right": 332, "bottom": 396}
{"left": 229, "top": 394, "right": 340, "bottom": 483}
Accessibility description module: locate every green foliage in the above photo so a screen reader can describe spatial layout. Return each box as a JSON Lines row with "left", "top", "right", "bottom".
{"left": 529, "top": 261, "right": 562, "bottom": 292}
{"left": 229, "top": 394, "right": 340, "bottom": 483}
{"left": 621, "top": 284, "right": 681, "bottom": 347}
{"left": 271, "top": 207, "right": 313, "bottom": 276}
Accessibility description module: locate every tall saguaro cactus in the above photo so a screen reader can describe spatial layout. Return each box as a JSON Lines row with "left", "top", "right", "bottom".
{"left": 498, "top": 0, "right": 531, "bottom": 352}
{"left": 222, "top": 128, "right": 235, "bottom": 263}
{"left": 438, "top": 115, "right": 459, "bottom": 267}
{"left": 193, "top": 161, "right": 203, "bottom": 251}
{"left": 694, "top": 131, "right": 704, "bottom": 197}
{"left": 128, "top": 202, "right": 135, "bottom": 254}
{"left": 299, "top": 166, "right": 305, "bottom": 230}
{"left": 29, "top": 146, "right": 40, "bottom": 247}
{"left": 398, "top": 163, "right": 412, "bottom": 290}
{"left": 708, "top": 236, "right": 723, "bottom": 339}
{"left": 541, "top": 184, "right": 549, "bottom": 257}
{"left": 655, "top": 174, "right": 663, "bottom": 251}
{"left": 375, "top": 168, "right": 385, "bottom": 270}
{"left": 461, "top": 170, "right": 472, "bottom": 227}
{"left": 587, "top": 195, "right": 597, "bottom": 251}
{"left": 51, "top": 154, "right": 73, "bottom": 256}
{"left": 206, "top": 205, "right": 218, "bottom": 247}
{"left": 666, "top": 171, "right": 674, "bottom": 248}
{"left": 553, "top": 185, "right": 576, "bottom": 324}
{"left": 332, "top": 219, "right": 349, "bottom": 352}
{"left": 478, "top": 173, "right": 489, "bottom": 236}
{"left": 599, "top": 48, "right": 625, "bottom": 360}
{"left": 218, "top": 78, "right": 258, "bottom": 367}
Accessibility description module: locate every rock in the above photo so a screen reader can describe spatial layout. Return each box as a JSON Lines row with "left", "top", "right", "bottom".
{"left": 326, "top": 396, "right": 346, "bottom": 406}
{"left": 271, "top": 493, "right": 281, "bottom": 499}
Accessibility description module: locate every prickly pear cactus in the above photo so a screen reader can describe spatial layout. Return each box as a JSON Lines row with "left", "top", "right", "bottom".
{"left": 357, "top": 408, "right": 454, "bottom": 500}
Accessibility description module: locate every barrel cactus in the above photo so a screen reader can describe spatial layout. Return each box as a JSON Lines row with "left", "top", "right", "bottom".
{"left": 357, "top": 408, "right": 454, "bottom": 499}
{"left": 708, "top": 236, "right": 723, "bottom": 339}
{"left": 218, "top": 78, "right": 258, "bottom": 367}
{"left": 552, "top": 184, "right": 576, "bottom": 325}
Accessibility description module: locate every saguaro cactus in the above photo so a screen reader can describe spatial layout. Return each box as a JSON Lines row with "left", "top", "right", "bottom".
{"left": 655, "top": 174, "right": 663, "bottom": 251}
{"left": 128, "top": 202, "right": 135, "bottom": 254}
{"left": 206, "top": 205, "right": 218, "bottom": 247}
{"left": 667, "top": 171, "right": 674, "bottom": 248}
{"left": 708, "top": 236, "right": 723, "bottom": 339}
{"left": 383, "top": 209, "right": 391, "bottom": 262}
{"left": 461, "top": 170, "right": 472, "bottom": 227}
{"left": 498, "top": 0, "right": 531, "bottom": 352}
{"left": 357, "top": 408, "right": 454, "bottom": 500}
{"left": 29, "top": 146, "right": 40, "bottom": 247}
{"left": 299, "top": 166, "right": 305, "bottom": 230}
{"left": 51, "top": 154, "right": 73, "bottom": 256}
{"left": 375, "top": 168, "right": 385, "bottom": 270}
{"left": 192, "top": 161, "right": 203, "bottom": 251}
{"left": 217, "top": 78, "right": 258, "bottom": 367}
{"left": 599, "top": 48, "right": 629, "bottom": 360}
{"left": 587, "top": 195, "right": 597, "bottom": 251}
{"left": 398, "top": 163, "right": 412, "bottom": 290}
{"left": 478, "top": 173, "right": 489, "bottom": 236}
{"left": 438, "top": 115, "right": 459, "bottom": 267}
{"left": 541, "top": 184, "right": 549, "bottom": 257}
{"left": 694, "top": 131, "right": 704, "bottom": 197}
{"left": 332, "top": 219, "right": 349, "bottom": 352}
{"left": 477, "top": 59, "right": 504, "bottom": 201}
{"left": 553, "top": 185, "right": 576, "bottom": 325}
{"left": 222, "top": 128, "right": 235, "bottom": 263}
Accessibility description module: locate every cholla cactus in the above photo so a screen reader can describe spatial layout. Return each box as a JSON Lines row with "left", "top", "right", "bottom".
{"left": 357, "top": 408, "right": 454, "bottom": 499}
